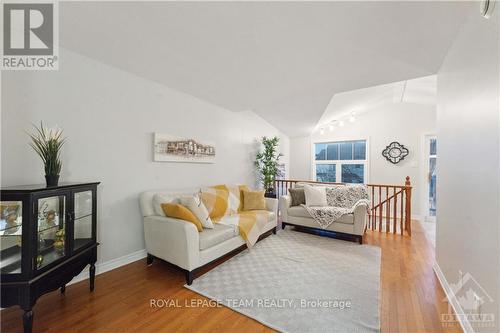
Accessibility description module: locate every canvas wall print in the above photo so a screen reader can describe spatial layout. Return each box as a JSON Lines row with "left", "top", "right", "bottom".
{"left": 154, "top": 133, "right": 216, "bottom": 163}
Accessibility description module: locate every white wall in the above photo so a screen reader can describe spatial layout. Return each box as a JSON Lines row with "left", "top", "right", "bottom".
{"left": 1, "top": 48, "right": 289, "bottom": 264}
{"left": 436, "top": 9, "right": 500, "bottom": 332}
{"left": 289, "top": 136, "right": 311, "bottom": 180}
{"left": 290, "top": 103, "right": 436, "bottom": 217}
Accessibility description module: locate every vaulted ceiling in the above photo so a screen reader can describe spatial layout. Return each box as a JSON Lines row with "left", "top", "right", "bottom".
{"left": 60, "top": 1, "right": 472, "bottom": 137}
{"left": 317, "top": 75, "right": 437, "bottom": 130}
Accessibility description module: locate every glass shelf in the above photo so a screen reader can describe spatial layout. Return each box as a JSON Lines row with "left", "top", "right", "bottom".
{"left": 0, "top": 245, "right": 21, "bottom": 274}
{"left": 1, "top": 201, "right": 22, "bottom": 274}
{"left": 0, "top": 219, "right": 22, "bottom": 233}
{"left": 75, "top": 213, "right": 92, "bottom": 221}
{"left": 74, "top": 191, "right": 93, "bottom": 251}
{"left": 36, "top": 241, "right": 65, "bottom": 269}
{"left": 38, "top": 222, "right": 62, "bottom": 234}
{"left": 1, "top": 220, "right": 22, "bottom": 236}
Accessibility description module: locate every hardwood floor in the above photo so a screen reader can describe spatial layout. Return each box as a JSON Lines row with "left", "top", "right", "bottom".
{"left": 1, "top": 221, "right": 461, "bottom": 333}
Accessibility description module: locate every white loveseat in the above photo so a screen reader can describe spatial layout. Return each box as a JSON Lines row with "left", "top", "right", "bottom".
{"left": 139, "top": 188, "right": 278, "bottom": 284}
{"left": 279, "top": 189, "right": 368, "bottom": 244}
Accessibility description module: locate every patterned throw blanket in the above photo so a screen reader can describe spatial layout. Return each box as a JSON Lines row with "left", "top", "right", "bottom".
{"left": 200, "top": 184, "right": 269, "bottom": 248}
{"left": 303, "top": 185, "right": 370, "bottom": 229}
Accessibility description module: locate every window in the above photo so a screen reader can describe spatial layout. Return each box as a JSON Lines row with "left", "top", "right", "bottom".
{"left": 316, "top": 164, "right": 336, "bottom": 182}
{"left": 341, "top": 164, "right": 364, "bottom": 183}
{"left": 313, "top": 140, "right": 368, "bottom": 183}
{"left": 315, "top": 143, "right": 327, "bottom": 160}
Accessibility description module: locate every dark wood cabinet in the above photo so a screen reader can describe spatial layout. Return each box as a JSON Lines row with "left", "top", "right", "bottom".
{"left": 0, "top": 182, "right": 100, "bottom": 333}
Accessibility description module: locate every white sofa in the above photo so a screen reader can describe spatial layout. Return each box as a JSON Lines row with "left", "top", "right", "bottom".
{"left": 139, "top": 188, "right": 278, "bottom": 284}
{"left": 279, "top": 194, "right": 368, "bottom": 244}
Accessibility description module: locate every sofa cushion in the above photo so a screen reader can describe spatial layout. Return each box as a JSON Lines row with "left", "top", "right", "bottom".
{"left": 179, "top": 195, "right": 214, "bottom": 229}
{"left": 199, "top": 223, "right": 238, "bottom": 250}
{"left": 304, "top": 184, "right": 328, "bottom": 206}
{"left": 288, "top": 188, "right": 306, "bottom": 206}
{"left": 287, "top": 206, "right": 354, "bottom": 224}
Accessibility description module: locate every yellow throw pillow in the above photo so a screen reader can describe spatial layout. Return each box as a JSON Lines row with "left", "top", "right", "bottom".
{"left": 242, "top": 190, "right": 267, "bottom": 211}
{"left": 161, "top": 203, "right": 203, "bottom": 232}
{"left": 238, "top": 185, "right": 250, "bottom": 212}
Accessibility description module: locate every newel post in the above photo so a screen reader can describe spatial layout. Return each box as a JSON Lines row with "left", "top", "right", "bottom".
{"left": 404, "top": 176, "right": 412, "bottom": 236}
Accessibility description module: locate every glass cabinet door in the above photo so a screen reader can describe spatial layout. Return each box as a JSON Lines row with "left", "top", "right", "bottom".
{"left": 73, "top": 190, "right": 93, "bottom": 251}
{"left": 0, "top": 201, "right": 23, "bottom": 274}
{"left": 36, "top": 195, "right": 66, "bottom": 270}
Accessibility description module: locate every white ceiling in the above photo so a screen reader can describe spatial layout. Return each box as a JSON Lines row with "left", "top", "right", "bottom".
{"left": 59, "top": 2, "right": 471, "bottom": 137}
{"left": 316, "top": 75, "right": 437, "bottom": 130}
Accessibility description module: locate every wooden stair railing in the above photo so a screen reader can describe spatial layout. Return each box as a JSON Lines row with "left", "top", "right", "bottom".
{"left": 274, "top": 176, "right": 413, "bottom": 236}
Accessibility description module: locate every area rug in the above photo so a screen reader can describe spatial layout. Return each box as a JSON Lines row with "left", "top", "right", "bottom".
{"left": 185, "top": 229, "right": 381, "bottom": 332}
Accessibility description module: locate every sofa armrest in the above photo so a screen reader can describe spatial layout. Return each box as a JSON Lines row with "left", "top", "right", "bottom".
{"left": 143, "top": 216, "right": 200, "bottom": 271}
{"left": 279, "top": 195, "right": 292, "bottom": 221}
{"left": 352, "top": 203, "right": 368, "bottom": 235}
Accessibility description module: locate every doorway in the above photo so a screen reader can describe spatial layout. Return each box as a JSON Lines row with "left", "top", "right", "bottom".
{"left": 421, "top": 135, "right": 437, "bottom": 246}
{"left": 425, "top": 136, "right": 437, "bottom": 222}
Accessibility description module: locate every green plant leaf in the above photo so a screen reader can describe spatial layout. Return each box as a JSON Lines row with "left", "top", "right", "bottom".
{"left": 26, "top": 122, "right": 65, "bottom": 176}
{"left": 255, "top": 136, "right": 282, "bottom": 189}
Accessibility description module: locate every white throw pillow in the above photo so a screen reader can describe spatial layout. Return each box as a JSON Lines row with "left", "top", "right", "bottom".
{"left": 304, "top": 184, "right": 328, "bottom": 207}
{"left": 180, "top": 195, "right": 214, "bottom": 229}
{"left": 152, "top": 194, "right": 179, "bottom": 216}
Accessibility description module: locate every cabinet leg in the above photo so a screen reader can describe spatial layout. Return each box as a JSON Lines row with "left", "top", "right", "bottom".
{"left": 60, "top": 284, "right": 66, "bottom": 294}
{"left": 89, "top": 263, "right": 96, "bottom": 292}
{"left": 186, "top": 270, "right": 194, "bottom": 285}
{"left": 23, "top": 309, "right": 33, "bottom": 333}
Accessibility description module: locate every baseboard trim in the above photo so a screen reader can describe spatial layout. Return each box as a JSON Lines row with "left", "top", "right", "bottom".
{"left": 433, "top": 262, "right": 474, "bottom": 333}
{"left": 68, "top": 249, "right": 147, "bottom": 286}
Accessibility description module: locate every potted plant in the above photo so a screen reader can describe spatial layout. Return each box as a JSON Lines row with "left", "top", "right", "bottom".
{"left": 255, "top": 136, "right": 283, "bottom": 198}
{"left": 27, "top": 122, "right": 65, "bottom": 187}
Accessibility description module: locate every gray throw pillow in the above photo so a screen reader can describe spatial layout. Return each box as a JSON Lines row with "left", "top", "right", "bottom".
{"left": 289, "top": 188, "right": 306, "bottom": 206}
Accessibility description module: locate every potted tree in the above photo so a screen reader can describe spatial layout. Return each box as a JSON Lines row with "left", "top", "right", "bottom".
{"left": 27, "top": 122, "right": 65, "bottom": 187}
{"left": 255, "top": 136, "right": 283, "bottom": 198}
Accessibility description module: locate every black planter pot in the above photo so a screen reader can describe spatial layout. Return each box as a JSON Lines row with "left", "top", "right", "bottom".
{"left": 45, "top": 175, "right": 60, "bottom": 187}
{"left": 264, "top": 187, "right": 277, "bottom": 198}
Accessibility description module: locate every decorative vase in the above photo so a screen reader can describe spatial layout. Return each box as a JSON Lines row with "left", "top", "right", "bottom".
{"left": 264, "top": 187, "right": 276, "bottom": 198}
{"left": 45, "top": 175, "right": 60, "bottom": 187}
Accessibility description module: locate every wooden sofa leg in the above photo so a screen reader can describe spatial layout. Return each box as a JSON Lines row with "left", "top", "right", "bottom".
{"left": 281, "top": 222, "right": 286, "bottom": 230}
{"left": 272, "top": 226, "right": 277, "bottom": 234}
{"left": 358, "top": 236, "right": 363, "bottom": 244}
{"left": 186, "top": 270, "right": 194, "bottom": 285}
{"left": 147, "top": 253, "right": 154, "bottom": 266}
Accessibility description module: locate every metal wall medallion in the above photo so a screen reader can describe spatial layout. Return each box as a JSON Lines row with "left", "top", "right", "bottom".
{"left": 382, "top": 142, "right": 409, "bottom": 164}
